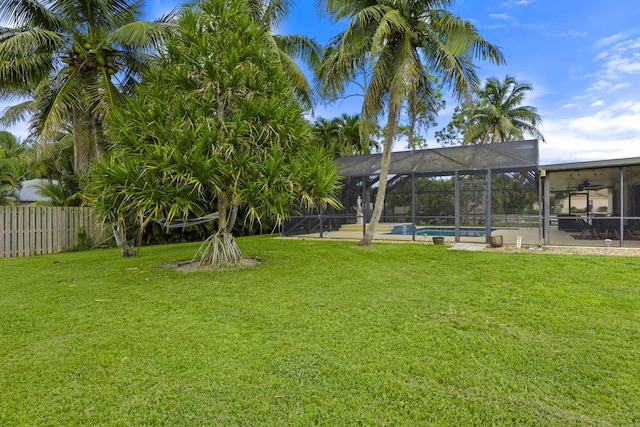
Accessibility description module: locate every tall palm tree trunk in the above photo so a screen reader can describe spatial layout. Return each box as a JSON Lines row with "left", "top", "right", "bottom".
{"left": 93, "top": 115, "right": 106, "bottom": 161}
{"left": 72, "top": 107, "right": 91, "bottom": 174}
{"left": 360, "top": 105, "right": 397, "bottom": 246}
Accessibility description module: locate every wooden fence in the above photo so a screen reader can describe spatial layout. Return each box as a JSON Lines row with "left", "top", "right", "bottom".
{"left": 0, "top": 206, "right": 109, "bottom": 258}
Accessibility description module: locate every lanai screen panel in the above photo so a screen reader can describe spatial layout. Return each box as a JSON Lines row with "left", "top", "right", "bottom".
{"left": 335, "top": 139, "right": 539, "bottom": 177}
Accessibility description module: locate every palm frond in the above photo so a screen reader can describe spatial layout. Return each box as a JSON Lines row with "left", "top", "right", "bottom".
{"left": 0, "top": 0, "right": 65, "bottom": 29}
{"left": 30, "top": 72, "right": 82, "bottom": 141}
{"left": 276, "top": 48, "right": 316, "bottom": 109}
{"left": 110, "top": 20, "right": 174, "bottom": 51}
{"left": 0, "top": 28, "right": 64, "bottom": 91}
{"left": 0, "top": 99, "right": 34, "bottom": 127}
{"left": 274, "top": 33, "right": 322, "bottom": 70}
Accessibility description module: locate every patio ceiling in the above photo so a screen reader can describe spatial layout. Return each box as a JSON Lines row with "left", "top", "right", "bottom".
{"left": 541, "top": 158, "right": 640, "bottom": 192}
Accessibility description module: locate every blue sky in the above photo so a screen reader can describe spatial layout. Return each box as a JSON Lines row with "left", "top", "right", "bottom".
{"left": 4, "top": 0, "right": 640, "bottom": 165}
{"left": 278, "top": 0, "right": 640, "bottom": 165}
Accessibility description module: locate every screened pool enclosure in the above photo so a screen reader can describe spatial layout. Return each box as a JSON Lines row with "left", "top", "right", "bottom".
{"left": 283, "top": 139, "right": 640, "bottom": 248}
{"left": 283, "top": 140, "right": 541, "bottom": 245}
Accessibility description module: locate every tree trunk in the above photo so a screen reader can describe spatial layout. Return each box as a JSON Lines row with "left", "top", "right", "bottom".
{"left": 408, "top": 90, "right": 417, "bottom": 151}
{"left": 196, "top": 196, "right": 242, "bottom": 268}
{"left": 218, "top": 194, "right": 228, "bottom": 232}
{"left": 72, "top": 108, "right": 106, "bottom": 174}
{"left": 199, "top": 230, "right": 242, "bottom": 268}
{"left": 112, "top": 223, "right": 137, "bottom": 258}
{"left": 93, "top": 115, "right": 106, "bottom": 162}
{"left": 226, "top": 204, "right": 239, "bottom": 234}
{"left": 72, "top": 107, "right": 91, "bottom": 175}
{"left": 360, "top": 105, "right": 398, "bottom": 246}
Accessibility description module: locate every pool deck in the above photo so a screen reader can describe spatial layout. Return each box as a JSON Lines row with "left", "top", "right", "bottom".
{"left": 291, "top": 223, "right": 640, "bottom": 249}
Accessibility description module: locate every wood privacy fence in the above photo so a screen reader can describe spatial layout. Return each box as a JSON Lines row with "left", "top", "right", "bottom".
{"left": 0, "top": 206, "right": 109, "bottom": 258}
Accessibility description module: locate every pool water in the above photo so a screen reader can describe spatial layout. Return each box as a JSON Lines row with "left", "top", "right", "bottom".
{"left": 388, "top": 224, "right": 490, "bottom": 237}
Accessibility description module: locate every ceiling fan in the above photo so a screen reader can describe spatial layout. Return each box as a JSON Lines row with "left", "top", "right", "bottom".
{"left": 569, "top": 180, "right": 605, "bottom": 192}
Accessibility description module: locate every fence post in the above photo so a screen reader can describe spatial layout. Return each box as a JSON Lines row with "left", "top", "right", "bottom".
{"left": 0, "top": 207, "right": 5, "bottom": 258}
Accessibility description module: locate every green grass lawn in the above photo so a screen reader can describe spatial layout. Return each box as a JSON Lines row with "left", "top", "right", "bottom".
{"left": 1, "top": 236, "right": 639, "bottom": 426}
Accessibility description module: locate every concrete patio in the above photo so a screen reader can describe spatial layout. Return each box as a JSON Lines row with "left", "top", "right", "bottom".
{"left": 295, "top": 222, "right": 640, "bottom": 249}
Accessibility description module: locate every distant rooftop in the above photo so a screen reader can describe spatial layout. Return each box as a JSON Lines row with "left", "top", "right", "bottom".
{"left": 17, "top": 179, "right": 53, "bottom": 204}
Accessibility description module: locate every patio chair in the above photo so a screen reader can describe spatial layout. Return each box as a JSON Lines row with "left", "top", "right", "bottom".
{"left": 576, "top": 218, "right": 598, "bottom": 239}
{"left": 594, "top": 217, "right": 621, "bottom": 240}
{"left": 624, "top": 219, "right": 640, "bottom": 240}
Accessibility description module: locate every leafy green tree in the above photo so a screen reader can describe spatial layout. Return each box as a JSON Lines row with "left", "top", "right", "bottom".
{"left": 0, "top": 153, "right": 18, "bottom": 205}
{"left": 0, "top": 131, "right": 26, "bottom": 159}
{"left": 316, "top": 0, "right": 504, "bottom": 245}
{"left": 312, "top": 117, "right": 341, "bottom": 155}
{"left": 434, "top": 104, "right": 469, "bottom": 146}
{"left": 0, "top": 131, "right": 42, "bottom": 204}
{"left": 491, "top": 172, "right": 538, "bottom": 215}
{"left": 0, "top": 0, "right": 173, "bottom": 174}
{"left": 465, "top": 75, "right": 545, "bottom": 144}
{"left": 87, "top": 0, "right": 342, "bottom": 264}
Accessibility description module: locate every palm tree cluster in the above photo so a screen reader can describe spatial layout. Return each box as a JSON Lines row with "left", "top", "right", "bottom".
{"left": 1, "top": 0, "right": 550, "bottom": 257}
{"left": 312, "top": 113, "right": 380, "bottom": 158}
{"left": 0, "top": 0, "right": 173, "bottom": 173}
{"left": 0, "top": 129, "right": 84, "bottom": 205}
{"left": 246, "top": 0, "right": 322, "bottom": 109}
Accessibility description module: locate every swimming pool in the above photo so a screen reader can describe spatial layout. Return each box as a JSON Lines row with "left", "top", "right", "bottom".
{"left": 388, "top": 224, "right": 491, "bottom": 237}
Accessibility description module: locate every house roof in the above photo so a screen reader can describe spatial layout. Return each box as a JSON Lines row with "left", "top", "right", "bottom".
{"left": 17, "top": 179, "right": 53, "bottom": 203}
{"left": 541, "top": 157, "right": 640, "bottom": 172}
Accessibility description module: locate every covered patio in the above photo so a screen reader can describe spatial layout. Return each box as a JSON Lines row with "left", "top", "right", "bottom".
{"left": 541, "top": 157, "right": 640, "bottom": 248}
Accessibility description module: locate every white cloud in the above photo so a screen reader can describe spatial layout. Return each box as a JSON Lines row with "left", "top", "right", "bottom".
{"left": 588, "top": 80, "right": 611, "bottom": 91}
{"left": 590, "top": 100, "right": 604, "bottom": 107}
{"left": 601, "top": 54, "right": 640, "bottom": 76}
{"left": 595, "top": 32, "right": 628, "bottom": 48}
{"left": 539, "top": 101, "right": 640, "bottom": 164}
{"left": 588, "top": 32, "right": 640, "bottom": 98}
{"left": 611, "top": 82, "right": 631, "bottom": 90}
{"left": 0, "top": 122, "right": 29, "bottom": 141}
{"left": 567, "top": 29, "right": 588, "bottom": 38}
{"left": 610, "top": 37, "right": 640, "bottom": 53}
{"left": 501, "top": 0, "right": 534, "bottom": 7}
{"left": 489, "top": 13, "right": 513, "bottom": 20}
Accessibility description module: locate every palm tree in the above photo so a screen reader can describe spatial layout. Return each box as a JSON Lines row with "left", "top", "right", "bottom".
{"left": 336, "top": 113, "right": 380, "bottom": 155}
{"left": 465, "top": 74, "right": 545, "bottom": 144}
{"left": 312, "top": 117, "right": 342, "bottom": 156}
{"left": 316, "top": 0, "right": 504, "bottom": 245}
{"left": 0, "top": 161, "right": 18, "bottom": 205}
{"left": 0, "top": 136, "right": 20, "bottom": 204}
{"left": 0, "top": 0, "right": 173, "bottom": 174}
{"left": 405, "top": 68, "right": 446, "bottom": 151}
{"left": 245, "top": 0, "right": 322, "bottom": 109}
{"left": 311, "top": 113, "right": 379, "bottom": 157}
